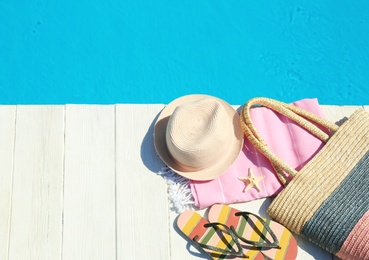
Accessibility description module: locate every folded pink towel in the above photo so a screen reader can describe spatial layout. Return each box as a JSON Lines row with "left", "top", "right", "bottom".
{"left": 190, "top": 98, "right": 327, "bottom": 209}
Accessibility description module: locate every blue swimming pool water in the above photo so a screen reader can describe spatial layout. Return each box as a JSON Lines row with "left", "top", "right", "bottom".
{"left": 1, "top": 1, "right": 369, "bottom": 105}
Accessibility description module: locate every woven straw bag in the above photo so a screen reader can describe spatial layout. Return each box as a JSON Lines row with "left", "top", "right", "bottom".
{"left": 240, "top": 97, "right": 369, "bottom": 260}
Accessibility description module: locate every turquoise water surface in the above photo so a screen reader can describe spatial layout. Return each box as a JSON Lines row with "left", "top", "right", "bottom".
{"left": 1, "top": 1, "right": 368, "bottom": 105}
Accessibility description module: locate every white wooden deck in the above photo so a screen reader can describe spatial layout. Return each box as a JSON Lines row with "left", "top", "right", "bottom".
{"left": 0, "top": 104, "right": 364, "bottom": 260}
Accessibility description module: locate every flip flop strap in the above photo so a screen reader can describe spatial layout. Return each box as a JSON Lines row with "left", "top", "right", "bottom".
{"left": 233, "top": 212, "right": 281, "bottom": 249}
{"left": 193, "top": 222, "right": 247, "bottom": 258}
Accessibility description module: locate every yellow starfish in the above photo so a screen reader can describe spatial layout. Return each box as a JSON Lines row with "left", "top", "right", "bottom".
{"left": 239, "top": 168, "right": 265, "bottom": 192}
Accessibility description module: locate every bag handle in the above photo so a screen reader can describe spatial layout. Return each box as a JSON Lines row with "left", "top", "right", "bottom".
{"left": 240, "top": 97, "right": 339, "bottom": 185}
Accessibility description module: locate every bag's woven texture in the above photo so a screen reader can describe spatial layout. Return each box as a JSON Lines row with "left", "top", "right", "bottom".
{"left": 240, "top": 98, "right": 369, "bottom": 260}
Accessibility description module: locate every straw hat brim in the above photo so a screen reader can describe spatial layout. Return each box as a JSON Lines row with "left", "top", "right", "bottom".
{"left": 154, "top": 94, "right": 244, "bottom": 181}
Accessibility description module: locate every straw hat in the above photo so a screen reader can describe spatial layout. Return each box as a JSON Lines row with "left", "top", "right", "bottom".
{"left": 154, "top": 94, "right": 244, "bottom": 181}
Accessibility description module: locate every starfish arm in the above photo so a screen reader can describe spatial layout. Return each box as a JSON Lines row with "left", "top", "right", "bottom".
{"left": 254, "top": 183, "right": 261, "bottom": 192}
{"left": 244, "top": 184, "right": 252, "bottom": 192}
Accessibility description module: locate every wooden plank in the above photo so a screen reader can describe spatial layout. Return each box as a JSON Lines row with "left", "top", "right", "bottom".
{"left": 62, "top": 105, "right": 116, "bottom": 259}
{"left": 8, "top": 106, "right": 64, "bottom": 260}
{"left": 0, "top": 106, "right": 16, "bottom": 259}
{"left": 321, "top": 105, "right": 363, "bottom": 126}
{"left": 1, "top": 103, "right": 363, "bottom": 260}
{"left": 115, "top": 104, "right": 170, "bottom": 259}
{"left": 362, "top": 105, "right": 369, "bottom": 113}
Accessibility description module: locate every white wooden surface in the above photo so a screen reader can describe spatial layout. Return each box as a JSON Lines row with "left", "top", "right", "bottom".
{"left": 0, "top": 104, "right": 364, "bottom": 260}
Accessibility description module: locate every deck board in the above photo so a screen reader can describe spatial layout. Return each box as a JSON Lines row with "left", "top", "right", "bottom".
{"left": 62, "top": 105, "right": 116, "bottom": 259}
{"left": 116, "top": 104, "right": 170, "bottom": 260}
{"left": 0, "top": 104, "right": 362, "bottom": 259}
{"left": 8, "top": 106, "right": 64, "bottom": 259}
{"left": 0, "top": 106, "right": 16, "bottom": 259}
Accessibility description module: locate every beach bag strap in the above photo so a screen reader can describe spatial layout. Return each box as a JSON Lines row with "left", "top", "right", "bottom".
{"left": 240, "top": 97, "right": 339, "bottom": 185}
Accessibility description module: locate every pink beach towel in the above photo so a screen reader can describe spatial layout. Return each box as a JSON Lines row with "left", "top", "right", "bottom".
{"left": 189, "top": 98, "right": 328, "bottom": 209}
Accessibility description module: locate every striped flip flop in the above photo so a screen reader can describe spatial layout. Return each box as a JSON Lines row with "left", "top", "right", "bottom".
{"left": 208, "top": 204, "right": 298, "bottom": 260}
{"left": 177, "top": 210, "right": 264, "bottom": 259}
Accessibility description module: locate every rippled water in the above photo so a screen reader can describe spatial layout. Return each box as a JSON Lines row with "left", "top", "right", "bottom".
{"left": 1, "top": 1, "right": 368, "bottom": 105}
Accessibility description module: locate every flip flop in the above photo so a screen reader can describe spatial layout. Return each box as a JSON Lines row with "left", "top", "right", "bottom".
{"left": 208, "top": 204, "right": 298, "bottom": 260}
{"left": 177, "top": 210, "right": 264, "bottom": 259}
